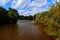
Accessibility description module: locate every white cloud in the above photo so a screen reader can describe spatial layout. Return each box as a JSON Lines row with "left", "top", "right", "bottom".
{"left": 11, "top": 0, "right": 47, "bottom": 8}
{"left": 18, "top": 7, "right": 49, "bottom": 16}
{"left": 11, "top": 0, "right": 30, "bottom": 8}
{"left": 0, "top": 0, "right": 10, "bottom": 5}
{"left": 18, "top": 10, "right": 25, "bottom": 15}
{"left": 31, "top": 0, "right": 47, "bottom": 7}
{"left": 18, "top": 10, "right": 31, "bottom": 16}
{"left": 27, "top": 0, "right": 47, "bottom": 11}
{"left": 11, "top": 0, "right": 53, "bottom": 16}
{"left": 11, "top": 0, "right": 23, "bottom": 8}
{"left": 57, "top": 0, "right": 60, "bottom": 2}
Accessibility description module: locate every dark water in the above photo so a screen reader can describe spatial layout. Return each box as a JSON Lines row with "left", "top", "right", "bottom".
{"left": 0, "top": 20, "right": 53, "bottom": 40}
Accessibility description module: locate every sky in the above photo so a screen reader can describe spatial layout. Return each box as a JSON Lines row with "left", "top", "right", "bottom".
{"left": 0, "top": 0, "right": 59, "bottom": 16}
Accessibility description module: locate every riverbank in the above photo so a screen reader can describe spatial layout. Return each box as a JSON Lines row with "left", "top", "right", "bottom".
{"left": 32, "top": 21, "right": 57, "bottom": 40}
{"left": 33, "top": 2, "right": 60, "bottom": 40}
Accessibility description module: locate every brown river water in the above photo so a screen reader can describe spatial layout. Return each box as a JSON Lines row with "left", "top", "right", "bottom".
{"left": 0, "top": 20, "right": 54, "bottom": 40}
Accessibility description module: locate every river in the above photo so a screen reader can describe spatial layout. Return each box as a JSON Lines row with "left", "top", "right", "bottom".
{"left": 0, "top": 20, "right": 54, "bottom": 40}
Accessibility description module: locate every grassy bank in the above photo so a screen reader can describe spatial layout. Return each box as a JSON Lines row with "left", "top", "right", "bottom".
{"left": 33, "top": 2, "right": 60, "bottom": 40}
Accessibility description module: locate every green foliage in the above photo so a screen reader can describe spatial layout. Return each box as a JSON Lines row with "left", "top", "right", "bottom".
{"left": 34, "top": 2, "right": 60, "bottom": 38}
{"left": 18, "top": 15, "right": 33, "bottom": 20}
{"left": 8, "top": 8, "right": 19, "bottom": 19}
{"left": 0, "top": 7, "right": 19, "bottom": 24}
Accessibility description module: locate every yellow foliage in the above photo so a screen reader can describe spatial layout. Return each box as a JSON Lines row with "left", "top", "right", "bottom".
{"left": 44, "top": 26, "right": 57, "bottom": 36}
{"left": 34, "top": 2, "right": 60, "bottom": 38}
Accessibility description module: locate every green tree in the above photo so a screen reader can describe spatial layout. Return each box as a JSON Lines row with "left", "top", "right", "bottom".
{"left": 8, "top": 8, "right": 19, "bottom": 23}
{"left": 0, "top": 7, "right": 19, "bottom": 24}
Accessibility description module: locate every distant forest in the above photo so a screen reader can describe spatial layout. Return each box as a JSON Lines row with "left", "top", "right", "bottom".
{"left": 18, "top": 15, "right": 33, "bottom": 20}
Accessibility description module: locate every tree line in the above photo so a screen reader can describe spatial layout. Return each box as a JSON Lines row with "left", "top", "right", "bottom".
{"left": 0, "top": 7, "right": 19, "bottom": 24}
{"left": 18, "top": 15, "right": 33, "bottom": 20}
{"left": 33, "top": 1, "right": 60, "bottom": 40}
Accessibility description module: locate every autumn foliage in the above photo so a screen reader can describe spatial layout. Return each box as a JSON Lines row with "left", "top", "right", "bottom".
{"left": 34, "top": 2, "right": 60, "bottom": 39}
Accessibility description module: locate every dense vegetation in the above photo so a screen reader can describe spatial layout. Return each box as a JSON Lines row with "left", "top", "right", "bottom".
{"left": 0, "top": 7, "right": 19, "bottom": 24}
{"left": 34, "top": 1, "right": 60, "bottom": 40}
{"left": 18, "top": 15, "right": 33, "bottom": 20}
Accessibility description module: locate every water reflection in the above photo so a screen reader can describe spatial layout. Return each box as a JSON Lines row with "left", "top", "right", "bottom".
{"left": 0, "top": 24, "right": 19, "bottom": 40}
{"left": 0, "top": 20, "right": 53, "bottom": 40}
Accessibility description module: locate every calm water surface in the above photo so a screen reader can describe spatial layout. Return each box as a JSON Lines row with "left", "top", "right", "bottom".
{"left": 0, "top": 20, "right": 53, "bottom": 40}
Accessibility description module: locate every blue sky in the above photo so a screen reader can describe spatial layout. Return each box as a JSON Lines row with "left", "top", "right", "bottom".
{"left": 0, "top": 0, "right": 58, "bottom": 16}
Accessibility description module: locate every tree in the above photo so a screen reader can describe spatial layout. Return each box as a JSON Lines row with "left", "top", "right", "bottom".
{"left": 8, "top": 8, "right": 19, "bottom": 19}
{"left": 8, "top": 8, "right": 19, "bottom": 23}
{"left": 33, "top": 0, "right": 60, "bottom": 39}
{"left": 0, "top": 7, "right": 19, "bottom": 24}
